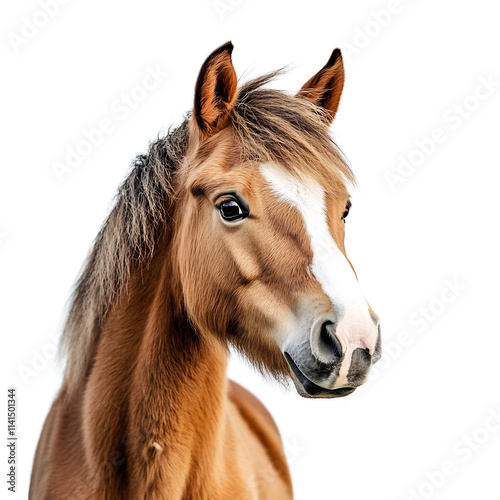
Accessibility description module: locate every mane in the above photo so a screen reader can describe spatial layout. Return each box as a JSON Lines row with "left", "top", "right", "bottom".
{"left": 61, "top": 73, "right": 355, "bottom": 390}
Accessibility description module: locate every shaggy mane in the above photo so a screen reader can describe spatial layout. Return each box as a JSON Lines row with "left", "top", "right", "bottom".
{"left": 61, "top": 73, "right": 355, "bottom": 390}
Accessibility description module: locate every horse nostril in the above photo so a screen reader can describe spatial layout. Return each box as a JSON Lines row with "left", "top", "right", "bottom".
{"left": 319, "top": 321, "right": 343, "bottom": 360}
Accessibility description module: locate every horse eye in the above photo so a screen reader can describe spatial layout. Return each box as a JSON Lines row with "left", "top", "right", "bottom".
{"left": 218, "top": 197, "right": 248, "bottom": 222}
{"left": 342, "top": 201, "right": 351, "bottom": 222}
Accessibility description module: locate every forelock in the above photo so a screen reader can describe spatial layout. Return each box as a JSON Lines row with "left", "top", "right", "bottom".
{"left": 231, "top": 72, "right": 355, "bottom": 194}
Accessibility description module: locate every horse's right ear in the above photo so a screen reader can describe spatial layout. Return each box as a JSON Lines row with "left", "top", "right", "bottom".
{"left": 193, "top": 41, "right": 237, "bottom": 137}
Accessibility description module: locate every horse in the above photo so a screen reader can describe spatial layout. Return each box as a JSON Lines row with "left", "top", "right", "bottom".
{"left": 30, "top": 42, "right": 381, "bottom": 499}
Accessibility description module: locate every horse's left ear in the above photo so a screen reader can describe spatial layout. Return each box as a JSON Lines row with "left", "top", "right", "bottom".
{"left": 298, "top": 48, "right": 345, "bottom": 123}
{"left": 193, "top": 41, "right": 238, "bottom": 137}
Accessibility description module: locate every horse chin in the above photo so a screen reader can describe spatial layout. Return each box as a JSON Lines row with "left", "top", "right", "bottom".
{"left": 291, "top": 375, "right": 357, "bottom": 399}
{"left": 285, "top": 353, "right": 357, "bottom": 399}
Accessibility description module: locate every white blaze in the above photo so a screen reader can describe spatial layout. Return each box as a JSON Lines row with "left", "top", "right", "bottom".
{"left": 260, "top": 164, "right": 378, "bottom": 387}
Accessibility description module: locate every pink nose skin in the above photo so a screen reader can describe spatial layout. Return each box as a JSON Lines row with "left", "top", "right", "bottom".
{"left": 332, "top": 318, "right": 379, "bottom": 388}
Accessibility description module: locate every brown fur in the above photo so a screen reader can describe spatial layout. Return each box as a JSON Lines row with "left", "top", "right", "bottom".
{"left": 31, "top": 43, "right": 354, "bottom": 499}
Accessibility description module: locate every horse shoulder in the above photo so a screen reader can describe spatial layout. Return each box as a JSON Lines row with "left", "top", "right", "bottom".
{"left": 227, "top": 380, "right": 292, "bottom": 495}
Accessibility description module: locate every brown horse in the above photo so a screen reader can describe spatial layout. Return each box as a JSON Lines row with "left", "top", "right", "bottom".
{"left": 30, "top": 42, "right": 381, "bottom": 499}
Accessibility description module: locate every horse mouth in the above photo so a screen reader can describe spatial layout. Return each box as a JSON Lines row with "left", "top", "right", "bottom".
{"left": 284, "top": 353, "right": 356, "bottom": 399}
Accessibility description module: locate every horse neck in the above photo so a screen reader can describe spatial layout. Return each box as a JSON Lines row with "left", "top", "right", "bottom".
{"left": 79, "top": 234, "right": 229, "bottom": 497}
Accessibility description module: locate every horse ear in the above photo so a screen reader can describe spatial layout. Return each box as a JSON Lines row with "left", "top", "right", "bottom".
{"left": 193, "top": 41, "right": 237, "bottom": 136}
{"left": 298, "top": 48, "right": 345, "bottom": 123}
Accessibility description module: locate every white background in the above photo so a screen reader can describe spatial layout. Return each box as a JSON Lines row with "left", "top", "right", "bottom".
{"left": 2, "top": 0, "right": 500, "bottom": 498}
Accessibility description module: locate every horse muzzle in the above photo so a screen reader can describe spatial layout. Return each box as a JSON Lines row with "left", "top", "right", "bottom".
{"left": 283, "top": 318, "right": 382, "bottom": 399}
